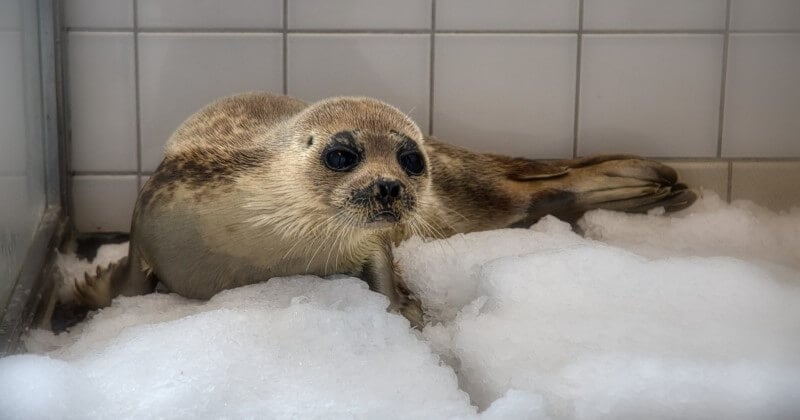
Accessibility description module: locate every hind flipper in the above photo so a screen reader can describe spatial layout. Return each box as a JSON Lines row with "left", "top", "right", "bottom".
{"left": 545, "top": 156, "right": 698, "bottom": 220}
{"left": 422, "top": 137, "right": 698, "bottom": 234}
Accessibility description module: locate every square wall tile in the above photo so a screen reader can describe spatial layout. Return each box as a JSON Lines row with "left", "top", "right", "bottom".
{"left": 433, "top": 34, "right": 576, "bottom": 158}
{"left": 138, "top": 33, "right": 283, "bottom": 171}
{"left": 137, "top": 0, "right": 283, "bottom": 29}
{"left": 731, "top": 162, "right": 800, "bottom": 211}
{"left": 68, "top": 32, "right": 137, "bottom": 172}
{"left": 72, "top": 175, "right": 138, "bottom": 232}
{"left": 583, "top": 0, "right": 727, "bottom": 30}
{"left": 64, "top": 0, "right": 133, "bottom": 29}
{"left": 288, "top": 34, "right": 430, "bottom": 132}
{"left": 578, "top": 35, "right": 723, "bottom": 157}
{"left": 723, "top": 35, "right": 800, "bottom": 158}
{"left": 0, "top": 31, "right": 25, "bottom": 175}
{"left": 731, "top": 0, "right": 800, "bottom": 31}
{"left": 662, "top": 161, "right": 729, "bottom": 200}
{"left": 289, "top": 0, "right": 430, "bottom": 30}
{"left": 0, "top": 0, "right": 21, "bottom": 30}
{"left": 436, "top": 0, "right": 578, "bottom": 31}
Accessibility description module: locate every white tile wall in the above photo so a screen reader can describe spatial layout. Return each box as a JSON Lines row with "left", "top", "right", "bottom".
{"left": 578, "top": 35, "right": 723, "bottom": 157}
{"left": 433, "top": 34, "right": 576, "bottom": 158}
{"left": 138, "top": 33, "right": 283, "bottom": 171}
{"left": 583, "top": 0, "right": 727, "bottom": 31}
{"left": 288, "top": 0, "right": 431, "bottom": 30}
{"left": 664, "top": 161, "right": 729, "bottom": 200}
{"left": 731, "top": 162, "right": 800, "bottom": 212}
{"left": 68, "top": 32, "right": 138, "bottom": 172}
{"left": 730, "top": 0, "right": 800, "bottom": 31}
{"left": 723, "top": 34, "right": 800, "bottom": 158}
{"left": 288, "top": 34, "right": 430, "bottom": 133}
{"left": 72, "top": 175, "right": 138, "bottom": 232}
{"left": 137, "top": 0, "right": 283, "bottom": 29}
{"left": 436, "top": 0, "right": 579, "bottom": 31}
{"left": 64, "top": 0, "right": 133, "bottom": 29}
{"left": 64, "top": 1, "right": 800, "bottom": 231}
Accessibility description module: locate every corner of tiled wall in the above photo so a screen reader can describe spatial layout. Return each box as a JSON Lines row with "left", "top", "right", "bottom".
{"left": 65, "top": 0, "right": 800, "bottom": 232}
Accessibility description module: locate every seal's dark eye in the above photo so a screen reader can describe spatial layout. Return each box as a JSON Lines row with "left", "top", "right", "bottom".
{"left": 399, "top": 151, "right": 425, "bottom": 176}
{"left": 324, "top": 149, "right": 359, "bottom": 171}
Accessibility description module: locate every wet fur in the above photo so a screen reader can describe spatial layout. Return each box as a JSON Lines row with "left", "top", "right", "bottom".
{"left": 69, "top": 92, "right": 696, "bottom": 327}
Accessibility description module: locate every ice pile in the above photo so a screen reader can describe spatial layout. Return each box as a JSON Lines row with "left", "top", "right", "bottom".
{"left": 403, "top": 237, "right": 800, "bottom": 418}
{"left": 2, "top": 193, "right": 799, "bottom": 419}
{"left": 579, "top": 193, "right": 800, "bottom": 269}
{"left": 3, "top": 278, "right": 479, "bottom": 418}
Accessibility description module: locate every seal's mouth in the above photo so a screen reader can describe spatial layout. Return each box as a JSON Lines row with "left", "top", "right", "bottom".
{"left": 368, "top": 210, "right": 400, "bottom": 223}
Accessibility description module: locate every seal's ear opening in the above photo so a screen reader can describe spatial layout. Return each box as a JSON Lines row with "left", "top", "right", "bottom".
{"left": 307, "top": 136, "right": 314, "bottom": 147}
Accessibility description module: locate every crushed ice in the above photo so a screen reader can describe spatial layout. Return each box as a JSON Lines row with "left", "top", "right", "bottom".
{"left": 2, "top": 193, "right": 799, "bottom": 419}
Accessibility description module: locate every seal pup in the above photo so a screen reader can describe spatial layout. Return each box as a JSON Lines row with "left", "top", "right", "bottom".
{"left": 67, "top": 92, "right": 696, "bottom": 327}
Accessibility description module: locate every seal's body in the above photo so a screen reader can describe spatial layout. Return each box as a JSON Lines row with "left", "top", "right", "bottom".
{"left": 71, "top": 93, "right": 695, "bottom": 327}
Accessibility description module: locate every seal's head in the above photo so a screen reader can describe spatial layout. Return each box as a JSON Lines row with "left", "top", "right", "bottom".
{"left": 289, "top": 97, "right": 431, "bottom": 229}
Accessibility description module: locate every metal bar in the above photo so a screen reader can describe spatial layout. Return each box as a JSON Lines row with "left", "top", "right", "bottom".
{"left": 0, "top": 0, "right": 69, "bottom": 355}
{"left": 0, "top": 208, "right": 66, "bottom": 355}
{"left": 39, "top": 0, "right": 63, "bottom": 210}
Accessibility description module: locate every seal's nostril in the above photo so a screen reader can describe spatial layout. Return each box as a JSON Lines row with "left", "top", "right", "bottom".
{"left": 389, "top": 183, "right": 400, "bottom": 198}
{"left": 375, "top": 179, "right": 403, "bottom": 204}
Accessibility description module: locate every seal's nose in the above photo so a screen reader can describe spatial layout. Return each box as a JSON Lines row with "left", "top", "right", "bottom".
{"left": 374, "top": 179, "right": 403, "bottom": 205}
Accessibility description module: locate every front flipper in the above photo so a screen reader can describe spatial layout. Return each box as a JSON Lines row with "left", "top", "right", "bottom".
{"left": 67, "top": 245, "right": 157, "bottom": 309}
{"left": 358, "top": 237, "right": 424, "bottom": 329}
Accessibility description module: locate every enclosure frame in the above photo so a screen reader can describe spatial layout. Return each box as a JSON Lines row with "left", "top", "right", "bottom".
{"left": 0, "top": 0, "right": 69, "bottom": 355}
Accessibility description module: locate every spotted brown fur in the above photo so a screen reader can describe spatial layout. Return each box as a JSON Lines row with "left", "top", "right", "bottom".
{"left": 141, "top": 145, "right": 270, "bottom": 209}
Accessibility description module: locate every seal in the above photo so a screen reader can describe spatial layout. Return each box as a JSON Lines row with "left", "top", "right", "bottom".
{"left": 67, "top": 92, "right": 696, "bottom": 327}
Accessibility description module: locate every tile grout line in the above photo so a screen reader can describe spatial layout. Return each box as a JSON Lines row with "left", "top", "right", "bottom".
{"left": 73, "top": 171, "right": 141, "bottom": 176}
{"left": 657, "top": 157, "right": 800, "bottom": 162}
{"left": 572, "top": 0, "right": 584, "bottom": 158}
{"left": 726, "top": 160, "right": 733, "bottom": 203}
{"left": 716, "top": 0, "right": 732, "bottom": 159}
{"left": 72, "top": 156, "right": 800, "bottom": 178}
{"left": 63, "top": 28, "right": 800, "bottom": 35}
{"left": 282, "top": 0, "right": 288, "bottom": 95}
{"left": 133, "top": 0, "right": 142, "bottom": 190}
{"left": 718, "top": 0, "right": 732, "bottom": 197}
{"left": 428, "top": 0, "right": 436, "bottom": 136}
